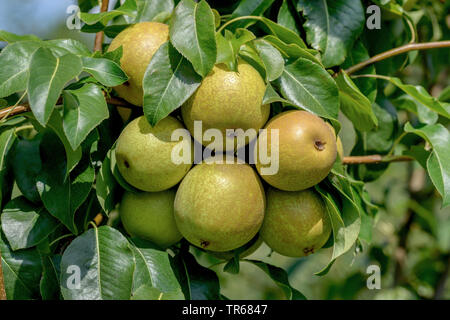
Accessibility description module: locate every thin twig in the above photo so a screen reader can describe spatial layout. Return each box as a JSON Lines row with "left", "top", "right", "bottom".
{"left": 93, "top": 0, "right": 110, "bottom": 52}
{"left": 344, "top": 41, "right": 450, "bottom": 75}
{"left": 0, "top": 251, "right": 5, "bottom": 300}
{"left": 342, "top": 155, "right": 413, "bottom": 164}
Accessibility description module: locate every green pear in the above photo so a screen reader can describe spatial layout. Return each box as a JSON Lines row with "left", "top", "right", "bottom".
{"left": 115, "top": 116, "right": 193, "bottom": 192}
{"left": 120, "top": 189, "right": 182, "bottom": 248}
{"left": 209, "top": 236, "right": 263, "bottom": 260}
{"left": 181, "top": 61, "right": 270, "bottom": 151}
{"left": 174, "top": 160, "right": 265, "bottom": 252}
{"left": 107, "top": 22, "right": 169, "bottom": 106}
{"left": 255, "top": 110, "right": 337, "bottom": 191}
{"left": 261, "top": 187, "right": 331, "bottom": 257}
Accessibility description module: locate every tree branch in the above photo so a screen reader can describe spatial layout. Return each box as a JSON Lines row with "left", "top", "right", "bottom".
{"left": 93, "top": 0, "right": 110, "bottom": 52}
{"left": 0, "top": 96, "right": 137, "bottom": 121}
{"left": 344, "top": 41, "right": 450, "bottom": 75}
{"left": 0, "top": 251, "right": 5, "bottom": 300}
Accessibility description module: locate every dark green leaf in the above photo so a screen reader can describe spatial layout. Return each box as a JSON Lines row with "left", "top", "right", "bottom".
{"left": 62, "top": 83, "right": 109, "bottom": 150}
{"left": 131, "top": 284, "right": 184, "bottom": 300}
{"left": 37, "top": 240, "right": 62, "bottom": 300}
{"left": 129, "top": 238, "right": 183, "bottom": 298}
{"left": 246, "top": 260, "right": 307, "bottom": 300}
{"left": 27, "top": 48, "right": 82, "bottom": 126}
{"left": 262, "top": 35, "right": 321, "bottom": 64}
{"left": 297, "top": 0, "right": 365, "bottom": 67}
{"left": 275, "top": 58, "right": 339, "bottom": 121}
{"left": 258, "top": 17, "right": 307, "bottom": 49}
{"left": 0, "top": 128, "right": 16, "bottom": 207}
{"left": 1, "top": 197, "right": 60, "bottom": 251}
{"left": 404, "top": 123, "right": 450, "bottom": 207}
{"left": 0, "top": 230, "right": 42, "bottom": 299}
{"left": 277, "top": 0, "right": 302, "bottom": 34}
{"left": 172, "top": 251, "right": 220, "bottom": 300}
{"left": 170, "top": 0, "right": 217, "bottom": 77}
{"left": 11, "top": 134, "right": 42, "bottom": 203}
{"left": 80, "top": 0, "right": 137, "bottom": 25}
{"left": 96, "top": 148, "right": 121, "bottom": 215}
{"left": 0, "top": 41, "right": 41, "bottom": 98}
{"left": 253, "top": 39, "right": 284, "bottom": 81}
{"left": 81, "top": 57, "right": 128, "bottom": 87}
{"left": 0, "top": 30, "right": 40, "bottom": 43}
{"left": 393, "top": 95, "right": 438, "bottom": 125}
{"left": 45, "top": 39, "right": 91, "bottom": 56}
{"left": 60, "top": 226, "right": 135, "bottom": 300}
{"left": 262, "top": 83, "right": 289, "bottom": 105}
{"left": 230, "top": 0, "right": 276, "bottom": 30}
{"left": 135, "top": 0, "right": 174, "bottom": 22}
{"left": 336, "top": 70, "right": 377, "bottom": 131}
{"left": 143, "top": 42, "right": 202, "bottom": 126}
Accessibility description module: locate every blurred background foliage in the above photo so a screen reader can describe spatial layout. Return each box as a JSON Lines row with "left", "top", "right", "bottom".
{"left": 1, "top": 0, "right": 448, "bottom": 299}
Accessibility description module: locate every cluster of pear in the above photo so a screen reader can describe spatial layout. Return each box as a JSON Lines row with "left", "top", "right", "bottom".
{"left": 113, "top": 22, "right": 344, "bottom": 258}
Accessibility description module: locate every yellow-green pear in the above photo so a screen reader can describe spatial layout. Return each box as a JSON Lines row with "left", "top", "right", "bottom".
{"left": 209, "top": 236, "right": 263, "bottom": 260}
{"left": 174, "top": 160, "right": 265, "bottom": 252}
{"left": 108, "top": 22, "right": 169, "bottom": 106}
{"left": 115, "top": 116, "right": 193, "bottom": 192}
{"left": 120, "top": 189, "right": 182, "bottom": 248}
{"left": 261, "top": 187, "right": 331, "bottom": 257}
{"left": 181, "top": 61, "right": 270, "bottom": 151}
{"left": 255, "top": 110, "right": 337, "bottom": 191}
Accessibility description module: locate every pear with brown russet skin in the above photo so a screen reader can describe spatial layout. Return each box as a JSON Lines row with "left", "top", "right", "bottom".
{"left": 255, "top": 110, "right": 337, "bottom": 191}
{"left": 261, "top": 187, "right": 331, "bottom": 258}
{"left": 174, "top": 160, "right": 265, "bottom": 252}
{"left": 120, "top": 189, "right": 182, "bottom": 248}
{"left": 115, "top": 116, "right": 193, "bottom": 192}
{"left": 181, "top": 61, "right": 270, "bottom": 151}
{"left": 107, "top": 22, "right": 169, "bottom": 106}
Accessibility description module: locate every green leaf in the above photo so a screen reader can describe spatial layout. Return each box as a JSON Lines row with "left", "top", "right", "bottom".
{"left": 258, "top": 17, "right": 307, "bottom": 49}
{"left": 96, "top": 149, "right": 121, "bottom": 215}
{"left": 60, "top": 226, "right": 135, "bottom": 300}
{"left": 45, "top": 39, "right": 91, "bottom": 56}
{"left": 1, "top": 197, "right": 60, "bottom": 251}
{"left": 80, "top": 0, "right": 137, "bottom": 25}
{"left": 169, "top": 0, "right": 217, "bottom": 77}
{"left": 217, "top": 28, "right": 255, "bottom": 71}
{"left": 262, "top": 83, "right": 289, "bottom": 105}
{"left": 135, "top": 0, "right": 174, "bottom": 22}
{"left": 0, "top": 41, "right": 41, "bottom": 98}
{"left": 27, "top": 48, "right": 82, "bottom": 126}
{"left": 81, "top": 57, "right": 128, "bottom": 87}
{"left": 404, "top": 123, "right": 450, "bottom": 207}
{"left": 274, "top": 58, "right": 339, "bottom": 121}
{"left": 39, "top": 251, "right": 62, "bottom": 300}
{"left": 62, "top": 83, "right": 109, "bottom": 150}
{"left": 393, "top": 94, "right": 438, "bottom": 125}
{"left": 262, "top": 35, "right": 321, "bottom": 64}
{"left": 129, "top": 238, "right": 183, "bottom": 298}
{"left": 246, "top": 260, "right": 307, "bottom": 300}
{"left": 36, "top": 132, "right": 94, "bottom": 234}
{"left": 252, "top": 39, "right": 284, "bottom": 81}
{"left": 0, "top": 128, "right": 16, "bottom": 208}
{"left": 277, "top": 0, "right": 302, "bottom": 34}
{"left": 131, "top": 284, "right": 184, "bottom": 300}
{"left": 143, "top": 42, "right": 202, "bottom": 126}
{"left": 26, "top": 111, "right": 83, "bottom": 175}
{"left": 11, "top": 134, "right": 42, "bottom": 203}
{"left": 389, "top": 77, "right": 450, "bottom": 119}
{"left": 101, "top": 45, "right": 123, "bottom": 65}
{"left": 336, "top": 71, "right": 377, "bottom": 131}
{"left": 0, "top": 230, "right": 42, "bottom": 300}
{"left": 315, "top": 181, "right": 361, "bottom": 275}
{"left": 297, "top": 0, "right": 365, "bottom": 67}
{"left": 342, "top": 41, "right": 377, "bottom": 103}
{"left": 0, "top": 30, "right": 40, "bottom": 43}
{"left": 172, "top": 251, "right": 220, "bottom": 300}
{"left": 230, "top": 0, "right": 276, "bottom": 30}
{"left": 238, "top": 43, "right": 267, "bottom": 79}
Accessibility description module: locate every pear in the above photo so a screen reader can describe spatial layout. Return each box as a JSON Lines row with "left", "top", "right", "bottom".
{"left": 261, "top": 187, "right": 331, "bottom": 257}
{"left": 120, "top": 189, "right": 182, "bottom": 248}
{"left": 115, "top": 116, "right": 193, "bottom": 192}
{"left": 107, "top": 22, "right": 169, "bottom": 106}
{"left": 326, "top": 122, "right": 344, "bottom": 159}
{"left": 209, "top": 236, "right": 263, "bottom": 260}
{"left": 174, "top": 160, "right": 265, "bottom": 252}
{"left": 181, "top": 61, "right": 270, "bottom": 151}
{"left": 255, "top": 110, "right": 337, "bottom": 191}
